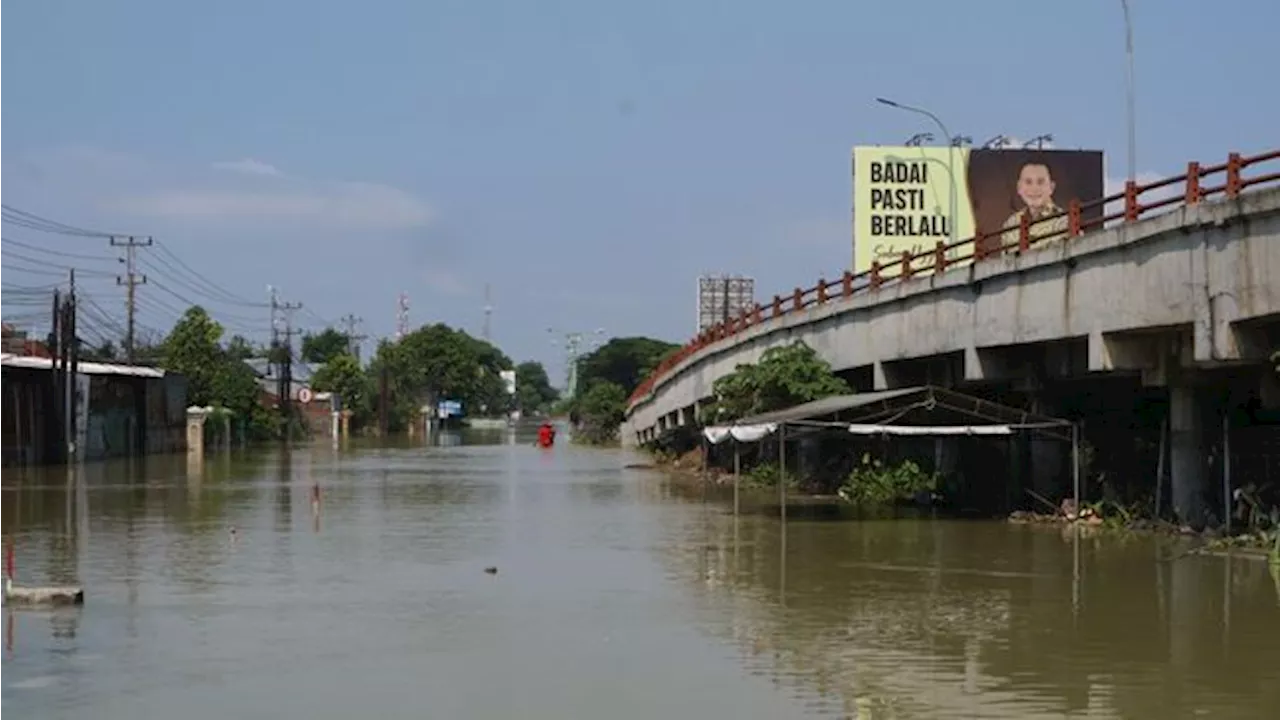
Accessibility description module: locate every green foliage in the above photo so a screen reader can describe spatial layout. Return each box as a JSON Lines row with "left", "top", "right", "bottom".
{"left": 310, "top": 353, "right": 368, "bottom": 416}
{"left": 515, "top": 361, "right": 559, "bottom": 414}
{"left": 576, "top": 381, "right": 627, "bottom": 445}
{"left": 161, "top": 307, "right": 225, "bottom": 407}
{"left": 577, "top": 336, "right": 680, "bottom": 399}
{"left": 82, "top": 340, "right": 118, "bottom": 362}
{"left": 745, "top": 462, "right": 799, "bottom": 489}
{"left": 301, "top": 327, "right": 352, "bottom": 365}
{"left": 370, "top": 323, "right": 515, "bottom": 430}
{"left": 838, "top": 454, "right": 938, "bottom": 506}
{"left": 225, "top": 334, "right": 257, "bottom": 360}
{"left": 160, "top": 307, "right": 276, "bottom": 440}
{"left": 706, "top": 341, "right": 849, "bottom": 422}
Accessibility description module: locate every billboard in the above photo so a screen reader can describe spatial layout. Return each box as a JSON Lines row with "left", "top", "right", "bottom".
{"left": 697, "top": 276, "right": 755, "bottom": 333}
{"left": 852, "top": 147, "right": 1104, "bottom": 274}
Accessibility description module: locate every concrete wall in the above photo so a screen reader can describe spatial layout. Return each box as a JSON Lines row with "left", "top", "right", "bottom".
{"left": 626, "top": 188, "right": 1280, "bottom": 440}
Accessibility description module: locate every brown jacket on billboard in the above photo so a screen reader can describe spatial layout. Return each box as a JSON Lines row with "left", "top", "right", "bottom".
{"left": 1000, "top": 202, "right": 1069, "bottom": 249}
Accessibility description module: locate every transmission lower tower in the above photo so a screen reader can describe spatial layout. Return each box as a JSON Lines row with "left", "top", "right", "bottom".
{"left": 548, "top": 328, "right": 605, "bottom": 397}
{"left": 395, "top": 293, "right": 410, "bottom": 341}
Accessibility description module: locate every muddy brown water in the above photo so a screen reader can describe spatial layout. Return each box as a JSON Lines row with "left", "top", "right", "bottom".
{"left": 3, "top": 430, "right": 1278, "bottom": 718}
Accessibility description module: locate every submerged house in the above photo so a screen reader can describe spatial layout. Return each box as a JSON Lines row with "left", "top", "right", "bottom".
{"left": 1, "top": 353, "right": 187, "bottom": 466}
{"left": 243, "top": 358, "right": 334, "bottom": 436}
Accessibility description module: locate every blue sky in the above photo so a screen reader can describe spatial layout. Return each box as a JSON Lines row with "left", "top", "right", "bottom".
{"left": 3, "top": 0, "right": 1277, "bottom": 381}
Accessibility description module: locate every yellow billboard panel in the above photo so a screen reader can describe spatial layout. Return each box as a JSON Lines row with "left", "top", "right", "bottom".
{"left": 852, "top": 146, "right": 973, "bottom": 275}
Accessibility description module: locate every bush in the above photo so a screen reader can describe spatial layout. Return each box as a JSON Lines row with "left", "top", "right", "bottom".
{"left": 745, "top": 461, "right": 799, "bottom": 489}
{"left": 838, "top": 454, "right": 937, "bottom": 506}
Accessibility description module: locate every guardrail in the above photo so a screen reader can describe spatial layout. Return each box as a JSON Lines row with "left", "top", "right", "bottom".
{"left": 629, "top": 148, "right": 1280, "bottom": 408}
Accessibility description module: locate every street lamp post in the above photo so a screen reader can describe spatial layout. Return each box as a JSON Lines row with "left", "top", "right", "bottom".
{"left": 876, "top": 97, "right": 958, "bottom": 249}
{"left": 1120, "top": 0, "right": 1136, "bottom": 185}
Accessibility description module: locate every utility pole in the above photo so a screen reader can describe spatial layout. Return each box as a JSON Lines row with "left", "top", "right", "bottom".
{"left": 48, "top": 289, "right": 61, "bottom": 464}
{"left": 269, "top": 286, "right": 302, "bottom": 438}
{"left": 65, "top": 269, "right": 79, "bottom": 462}
{"left": 111, "top": 235, "right": 152, "bottom": 363}
{"left": 339, "top": 314, "right": 367, "bottom": 358}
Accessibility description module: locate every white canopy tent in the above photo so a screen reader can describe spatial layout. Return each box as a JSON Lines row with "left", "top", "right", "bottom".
{"left": 697, "top": 386, "right": 1080, "bottom": 517}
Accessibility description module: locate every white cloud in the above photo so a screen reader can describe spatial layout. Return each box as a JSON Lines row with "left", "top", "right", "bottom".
{"left": 8, "top": 146, "right": 434, "bottom": 232}
{"left": 115, "top": 181, "right": 433, "bottom": 230}
{"left": 211, "top": 158, "right": 283, "bottom": 177}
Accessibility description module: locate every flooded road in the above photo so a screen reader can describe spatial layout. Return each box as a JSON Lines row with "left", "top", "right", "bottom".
{"left": 4, "top": 430, "right": 1279, "bottom": 719}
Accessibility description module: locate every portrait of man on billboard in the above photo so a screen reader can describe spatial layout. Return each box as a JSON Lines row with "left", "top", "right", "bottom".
{"left": 999, "top": 157, "right": 1069, "bottom": 248}
{"left": 965, "top": 149, "right": 1105, "bottom": 256}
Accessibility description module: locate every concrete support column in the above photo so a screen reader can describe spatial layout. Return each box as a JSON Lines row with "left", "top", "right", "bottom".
{"left": 873, "top": 360, "right": 906, "bottom": 391}
{"left": 1029, "top": 398, "right": 1067, "bottom": 501}
{"left": 340, "top": 410, "right": 353, "bottom": 439}
{"left": 1169, "top": 384, "right": 1206, "bottom": 526}
{"left": 185, "top": 406, "right": 208, "bottom": 457}
{"left": 676, "top": 406, "right": 688, "bottom": 427}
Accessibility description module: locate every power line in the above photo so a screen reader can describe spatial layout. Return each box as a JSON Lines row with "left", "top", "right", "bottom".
{"left": 339, "top": 314, "right": 367, "bottom": 358}
{"left": 111, "top": 236, "right": 152, "bottom": 362}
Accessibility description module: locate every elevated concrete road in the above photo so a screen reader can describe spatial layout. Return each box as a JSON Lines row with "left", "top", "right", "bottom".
{"left": 625, "top": 179, "right": 1280, "bottom": 444}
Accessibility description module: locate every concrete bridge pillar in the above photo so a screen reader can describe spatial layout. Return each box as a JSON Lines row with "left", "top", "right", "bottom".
{"left": 1169, "top": 384, "right": 1207, "bottom": 526}
{"left": 1029, "top": 398, "right": 1067, "bottom": 501}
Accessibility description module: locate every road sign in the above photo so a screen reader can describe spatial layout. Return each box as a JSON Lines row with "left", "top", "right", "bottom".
{"left": 298, "top": 387, "right": 314, "bottom": 404}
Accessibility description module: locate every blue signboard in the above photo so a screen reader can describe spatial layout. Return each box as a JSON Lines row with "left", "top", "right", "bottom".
{"left": 438, "top": 400, "right": 463, "bottom": 418}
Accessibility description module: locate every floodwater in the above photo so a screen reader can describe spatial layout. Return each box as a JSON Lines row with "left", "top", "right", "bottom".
{"left": 3, "top": 429, "right": 1279, "bottom": 719}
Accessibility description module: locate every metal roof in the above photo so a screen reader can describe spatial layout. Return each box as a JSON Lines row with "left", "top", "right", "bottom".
{"left": 736, "top": 387, "right": 923, "bottom": 425}
{"left": 733, "top": 385, "right": 1072, "bottom": 439}
{"left": 0, "top": 353, "right": 166, "bottom": 378}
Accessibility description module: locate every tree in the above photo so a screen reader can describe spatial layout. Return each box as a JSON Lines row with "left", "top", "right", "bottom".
{"left": 161, "top": 307, "right": 225, "bottom": 406}
{"left": 159, "top": 306, "right": 278, "bottom": 439}
{"left": 707, "top": 341, "right": 849, "bottom": 423}
{"left": 225, "top": 334, "right": 257, "bottom": 361}
{"left": 515, "top": 361, "right": 558, "bottom": 414}
{"left": 301, "top": 327, "right": 351, "bottom": 365}
{"left": 576, "top": 380, "right": 627, "bottom": 444}
{"left": 369, "top": 322, "right": 515, "bottom": 429}
{"left": 577, "top": 336, "right": 680, "bottom": 399}
{"left": 311, "top": 353, "right": 367, "bottom": 416}
{"left": 83, "top": 340, "right": 118, "bottom": 362}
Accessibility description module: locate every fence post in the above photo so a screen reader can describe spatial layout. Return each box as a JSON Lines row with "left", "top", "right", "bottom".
{"left": 752, "top": 303, "right": 762, "bottom": 324}
{"left": 792, "top": 287, "right": 803, "bottom": 311}
{"left": 900, "top": 250, "right": 913, "bottom": 279}
{"left": 870, "top": 261, "right": 882, "bottom": 290}
{"left": 934, "top": 241, "right": 947, "bottom": 274}
{"left": 842, "top": 271, "right": 853, "bottom": 297}
{"left": 1019, "top": 213, "right": 1031, "bottom": 252}
{"left": 974, "top": 231, "right": 987, "bottom": 261}
{"left": 817, "top": 278, "right": 828, "bottom": 304}
{"left": 1068, "top": 198, "right": 1082, "bottom": 238}
{"left": 1225, "top": 152, "right": 1243, "bottom": 199}
{"left": 1185, "top": 161, "right": 1201, "bottom": 205}
{"left": 1124, "top": 179, "right": 1139, "bottom": 222}
{"left": 772, "top": 294, "right": 782, "bottom": 318}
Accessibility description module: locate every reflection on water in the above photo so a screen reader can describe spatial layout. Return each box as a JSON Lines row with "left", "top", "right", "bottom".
{"left": 3, "top": 433, "right": 1278, "bottom": 719}
{"left": 664, "top": 490, "right": 1280, "bottom": 719}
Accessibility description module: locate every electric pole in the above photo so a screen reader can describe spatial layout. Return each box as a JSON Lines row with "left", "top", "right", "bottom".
{"left": 112, "top": 235, "right": 152, "bottom": 362}
{"left": 339, "top": 314, "right": 367, "bottom": 358}
{"left": 268, "top": 286, "right": 303, "bottom": 437}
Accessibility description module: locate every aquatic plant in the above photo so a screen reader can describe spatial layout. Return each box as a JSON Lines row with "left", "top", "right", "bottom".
{"left": 837, "top": 454, "right": 937, "bottom": 506}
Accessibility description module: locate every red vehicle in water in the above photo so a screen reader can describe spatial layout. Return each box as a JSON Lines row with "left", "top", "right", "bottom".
{"left": 536, "top": 422, "right": 556, "bottom": 448}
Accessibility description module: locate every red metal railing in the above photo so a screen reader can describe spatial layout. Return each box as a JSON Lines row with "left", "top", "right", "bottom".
{"left": 628, "top": 149, "right": 1280, "bottom": 408}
